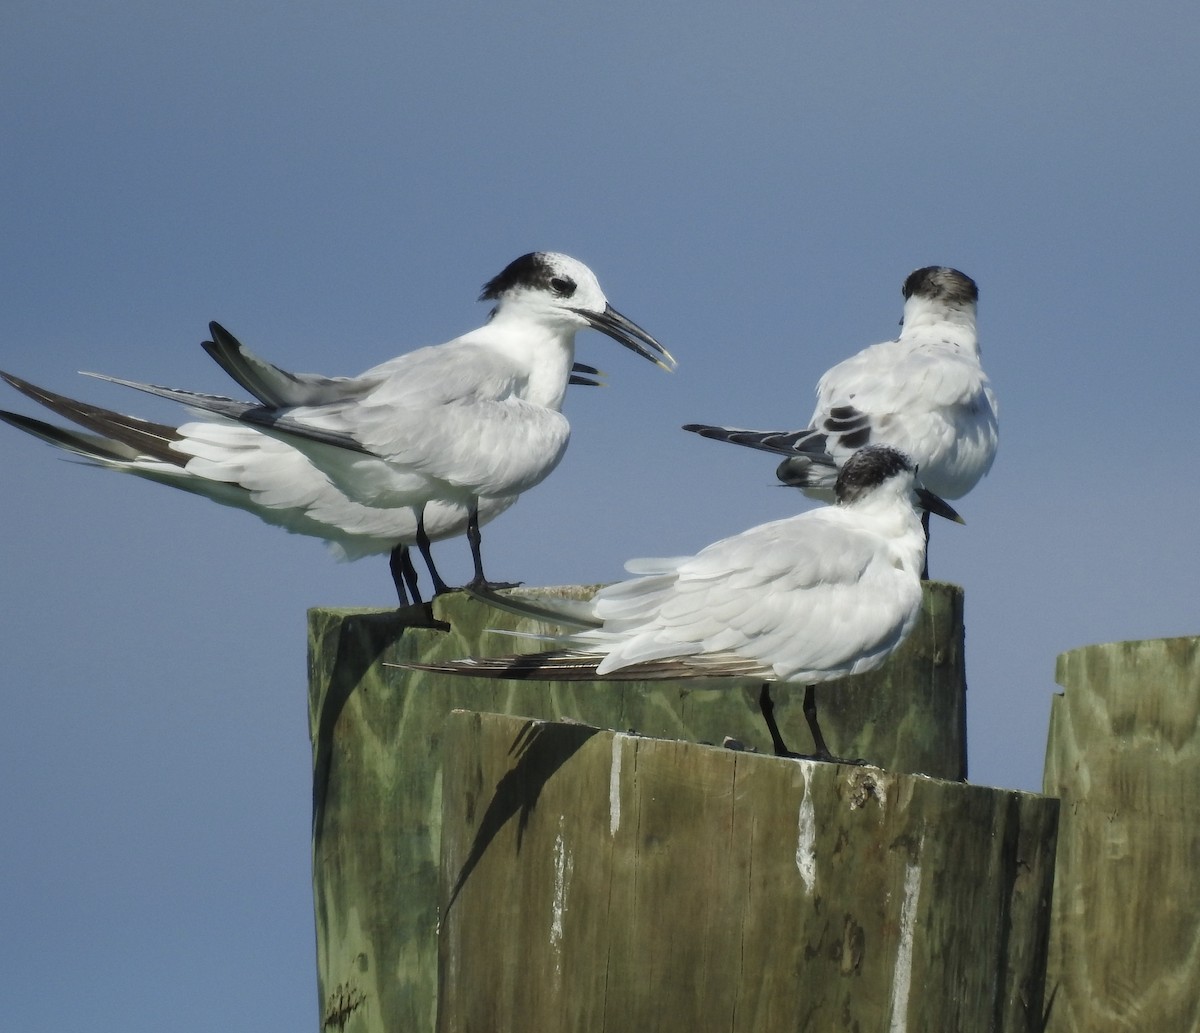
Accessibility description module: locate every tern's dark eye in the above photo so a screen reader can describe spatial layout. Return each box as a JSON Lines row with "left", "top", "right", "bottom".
{"left": 549, "top": 276, "right": 577, "bottom": 298}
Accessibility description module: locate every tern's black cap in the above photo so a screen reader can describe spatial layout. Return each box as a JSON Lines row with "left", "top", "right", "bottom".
{"left": 480, "top": 253, "right": 572, "bottom": 301}
{"left": 835, "top": 445, "right": 913, "bottom": 505}
{"left": 902, "top": 267, "right": 978, "bottom": 305}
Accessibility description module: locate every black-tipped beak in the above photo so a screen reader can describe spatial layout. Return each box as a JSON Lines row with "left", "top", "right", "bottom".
{"left": 915, "top": 487, "right": 965, "bottom": 525}
{"left": 576, "top": 304, "right": 676, "bottom": 371}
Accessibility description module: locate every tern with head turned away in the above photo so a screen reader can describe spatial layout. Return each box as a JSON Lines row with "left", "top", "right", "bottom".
{"left": 684, "top": 266, "right": 995, "bottom": 577}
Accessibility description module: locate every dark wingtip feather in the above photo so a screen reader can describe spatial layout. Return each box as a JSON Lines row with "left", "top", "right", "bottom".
{"left": 207, "top": 321, "right": 239, "bottom": 345}
{"left": 683, "top": 422, "right": 832, "bottom": 460}
{"left": 1, "top": 371, "right": 186, "bottom": 465}
{"left": 0, "top": 409, "right": 135, "bottom": 463}
{"left": 392, "top": 652, "right": 606, "bottom": 681}
{"left": 390, "top": 647, "right": 769, "bottom": 683}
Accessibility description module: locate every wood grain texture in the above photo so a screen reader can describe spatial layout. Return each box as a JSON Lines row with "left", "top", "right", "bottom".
{"left": 439, "top": 711, "right": 1058, "bottom": 1033}
{"left": 308, "top": 581, "right": 968, "bottom": 1032}
{"left": 1044, "top": 636, "right": 1200, "bottom": 1032}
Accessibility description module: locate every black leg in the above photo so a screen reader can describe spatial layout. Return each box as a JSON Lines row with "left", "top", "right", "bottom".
{"left": 388, "top": 545, "right": 422, "bottom": 606}
{"left": 415, "top": 512, "right": 452, "bottom": 596}
{"left": 758, "top": 683, "right": 839, "bottom": 762}
{"left": 920, "top": 508, "right": 931, "bottom": 581}
{"left": 466, "top": 504, "right": 486, "bottom": 585}
{"left": 758, "top": 683, "right": 796, "bottom": 757}
{"left": 465, "top": 502, "right": 520, "bottom": 591}
{"left": 801, "top": 684, "right": 833, "bottom": 761}
{"left": 400, "top": 548, "right": 421, "bottom": 604}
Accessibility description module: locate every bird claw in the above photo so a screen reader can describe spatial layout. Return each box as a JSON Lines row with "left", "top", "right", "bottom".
{"left": 464, "top": 577, "right": 523, "bottom": 592}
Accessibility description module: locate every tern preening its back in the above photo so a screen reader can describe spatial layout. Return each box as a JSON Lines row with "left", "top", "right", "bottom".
{"left": 400, "top": 445, "right": 963, "bottom": 760}
{"left": 683, "top": 266, "right": 995, "bottom": 574}
{"left": 0, "top": 252, "right": 675, "bottom": 604}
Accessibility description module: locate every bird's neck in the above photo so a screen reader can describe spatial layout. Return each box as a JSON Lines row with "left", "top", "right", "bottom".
{"left": 900, "top": 305, "right": 979, "bottom": 357}
{"left": 477, "top": 309, "right": 576, "bottom": 409}
{"left": 853, "top": 492, "right": 929, "bottom": 576}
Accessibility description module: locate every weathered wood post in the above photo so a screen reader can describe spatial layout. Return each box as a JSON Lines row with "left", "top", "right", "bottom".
{"left": 308, "top": 582, "right": 970, "bottom": 1032}
{"left": 1043, "top": 635, "right": 1200, "bottom": 1031}
{"left": 438, "top": 711, "right": 1058, "bottom": 1032}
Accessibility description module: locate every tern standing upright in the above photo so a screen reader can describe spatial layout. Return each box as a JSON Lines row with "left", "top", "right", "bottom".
{"left": 401, "top": 445, "right": 962, "bottom": 760}
{"left": 684, "top": 266, "right": 996, "bottom": 574}
{"left": 0, "top": 252, "right": 674, "bottom": 604}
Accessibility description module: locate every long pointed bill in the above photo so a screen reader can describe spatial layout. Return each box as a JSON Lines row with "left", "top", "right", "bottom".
{"left": 915, "top": 487, "right": 965, "bottom": 525}
{"left": 577, "top": 304, "right": 676, "bottom": 371}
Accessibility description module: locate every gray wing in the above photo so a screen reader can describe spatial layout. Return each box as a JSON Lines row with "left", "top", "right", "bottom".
{"left": 683, "top": 422, "right": 837, "bottom": 460}
{"left": 79, "top": 372, "right": 376, "bottom": 456}
{"left": 203, "top": 322, "right": 383, "bottom": 407}
{"left": 206, "top": 322, "right": 604, "bottom": 398}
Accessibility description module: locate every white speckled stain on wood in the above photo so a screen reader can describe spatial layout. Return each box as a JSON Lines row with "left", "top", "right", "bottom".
{"left": 439, "top": 713, "right": 1057, "bottom": 1032}
{"left": 550, "top": 817, "right": 573, "bottom": 985}
{"left": 610, "top": 734, "right": 625, "bottom": 837}
{"left": 794, "top": 760, "right": 818, "bottom": 894}
{"left": 888, "top": 845, "right": 924, "bottom": 1033}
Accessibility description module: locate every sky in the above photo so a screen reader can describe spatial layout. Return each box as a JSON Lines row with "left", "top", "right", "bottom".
{"left": 2, "top": 1, "right": 1198, "bottom": 1030}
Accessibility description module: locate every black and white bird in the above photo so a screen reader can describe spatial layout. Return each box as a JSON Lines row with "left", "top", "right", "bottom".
{"left": 0, "top": 252, "right": 674, "bottom": 604}
{"left": 683, "top": 266, "right": 996, "bottom": 573}
{"left": 400, "top": 445, "right": 962, "bottom": 760}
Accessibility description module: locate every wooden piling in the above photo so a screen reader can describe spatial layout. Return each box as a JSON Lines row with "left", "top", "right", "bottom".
{"left": 308, "top": 581, "right": 968, "bottom": 1032}
{"left": 1043, "top": 635, "right": 1200, "bottom": 1031}
{"left": 438, "top": 710, "right": 1058, "bottom": 1032}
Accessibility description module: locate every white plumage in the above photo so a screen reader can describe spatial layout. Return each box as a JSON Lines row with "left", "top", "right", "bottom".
{"left": 0, "top": 252, "right": 674, "bottom": 602}
{"left": 405, "top": 445, "right": 958, "bottom": 686}
{"left": 684, "top": 266, "right": 997, "bottom": 505}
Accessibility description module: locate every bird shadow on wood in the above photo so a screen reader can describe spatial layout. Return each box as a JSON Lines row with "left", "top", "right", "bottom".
{"left": 311, "top": 605, "right": 447, "bottom": 840}
{"left": 445, "top": 719, "right": 599, "bottom": 916}
{"left": 1038, "top": 982, "right": 1059, "bottom": 1032}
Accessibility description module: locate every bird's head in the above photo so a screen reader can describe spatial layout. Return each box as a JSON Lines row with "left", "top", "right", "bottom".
{"left": 480, "top": 252, "right": 675, "bottom": 370}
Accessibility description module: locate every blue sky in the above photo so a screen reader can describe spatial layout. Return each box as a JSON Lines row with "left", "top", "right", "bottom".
{"left": 3, "top": 2, "right": 1198, "bottom": 1029}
